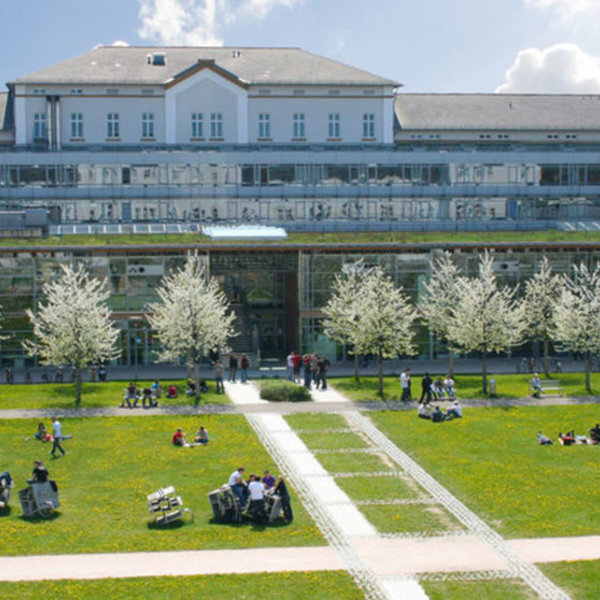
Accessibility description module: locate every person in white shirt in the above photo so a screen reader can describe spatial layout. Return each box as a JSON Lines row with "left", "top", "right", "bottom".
{"left": 247, "top": 474, "right": 266, "bottom": 523}
{"left": 443, "top": 376, "right": 455, "bottom": 399}
{"left": 447, "top": 400, "right": 462, "bottom": 419}
{"left": 400, "top": 368, "right": 412, "bottom": 402}
{"left": 50, "top": 417, "right": 66, "bottom": 457}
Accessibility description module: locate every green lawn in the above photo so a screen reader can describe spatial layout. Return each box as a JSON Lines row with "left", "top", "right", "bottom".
{"left": 331, "top": 372, "right": 600, "bottom": 401}
{"left": 285, "top": 413, "right": 349, "bottom": 430}
{"left": 0, "top": 380, "right": 229, "bottom": 409}
{"left": 360, "top": 503, "right": 463, "bottom": 534}
{"left": 369, "top": 405, "right": 600, "bottom": 538}
{"left": 0, "top": 572, "right": 363, "bottom": 600}
{"left": 335, "top": 475, "right": 420, "bottom": 501}
{"left": 422, "top": 579, "right": 538, "bottom": 600}
{"left": 541, "top": 560, "right": 600, "bottom": 600}
{"left": 0, "top": 415, "right": 322, "bottom": 556}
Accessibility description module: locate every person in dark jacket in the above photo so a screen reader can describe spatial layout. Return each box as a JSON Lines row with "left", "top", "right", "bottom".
{"left": 419, "top": 372, "right": 433, "bottom": 404}
{"left": 275, "top": 475, "right": 293, "bottom": 523}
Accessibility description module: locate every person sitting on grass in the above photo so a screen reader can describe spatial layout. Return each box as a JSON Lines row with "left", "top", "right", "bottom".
{"left": 185, "top": 379, "right": 196, "bottom": 397}
{"left": 418, "top": 402, "right": 432, "bottom": 420}
{"left": 443, "top": 375, "right": 456, "bottom": 399}
{"left": 431, "top": 406, "right": 445, "bottom": 423}
{"left": 432, "top": 377, "right": 446, "bottom": 401}
{"left": 589, "top": 423, "right": 600, "bottom": 445}
{"left": 34, "top": 422, "right": 53, "bottom": 443}
{"left": 446, "top": 399, "right": 462, "bottom": 419}
{"left": 537, "top": 431, "right": 553, "bottom": 445}
{"left": 172, "top": 428, "right": 189, "bottom": 447}
{"left": 558, "top": 431, "right": 576, "bottom": 446}
{"left": 150, "top": 379, "right": 162, "bottom": 399}
{"left": 166, "top": 384, "right": 178, "bottom": 399}
{"left": 194, "top": 426, "right": 209, "bottom": 445}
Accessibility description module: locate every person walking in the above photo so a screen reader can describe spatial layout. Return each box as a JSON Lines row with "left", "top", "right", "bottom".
{"left": 50, "top": 417, "right": 66, "bottom": 457}
{"left": 400, "top": 368, "right": 412, "bottom": 402}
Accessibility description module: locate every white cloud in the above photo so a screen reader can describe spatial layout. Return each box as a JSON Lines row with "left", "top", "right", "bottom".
{"left": 524, "top": 0, "right": 600, "bottom": 20}
{"left": 111, "top": 40, "right": 131, "bottom": 47}
{"left": 137, "top": 0, "right": 302, "bottom": 46}
{"left": 495, "top": 43, "right": 600, "bottom": 93}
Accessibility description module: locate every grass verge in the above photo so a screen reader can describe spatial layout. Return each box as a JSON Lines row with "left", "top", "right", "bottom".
{"left": 0, "top": 572, "right": 363, "bottom": 600}
{"left": 422, "top": 578, "right": 538, "bottom": 599}
{"left": 0, "top": 380, "right": 228, "bottom": 409}
{"left": 541, "top": 560, "right": 600, "bottom": 599}
{"left": 331, "top": 372, "right": 600, "bottom": 401}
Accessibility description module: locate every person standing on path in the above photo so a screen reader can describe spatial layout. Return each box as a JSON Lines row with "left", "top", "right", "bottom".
{"left": 321, "top": 356, "right": 330, "bottom": 390}
{"left": 215, "top": 361, "right": 225, "bottom": 393}
{"left": 286, "top": 351, "right": 295, "bottom": 381}
{"left": 400, "top": 368, "right": 412, "bottom": 402}
{"left": 228, "top": 353, "right": 238, "bottom": 383}
{"left": 419, "top": 372, "right": 433, "bottom": 404}
{"left": 50, "top": 417, "right": 66, "bottom": 457}
{"left": 240, "top": 354, "right": 250, "bottom": 383}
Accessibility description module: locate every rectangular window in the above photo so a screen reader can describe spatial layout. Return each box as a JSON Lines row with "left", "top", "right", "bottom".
{"left": 33, "top": 113, "right": 47, "bottom": 139}
{"left": 210, "top": 113, "right": 223, "bottom": 138}
{"left": 258, "top": 113, "right": 271, "bottom": 138}
{"left": 363, "top": 113, "right": 375, "bottom": 138}
{"left": 107, "top": 113, "right": 120, "bottom": 138}
{"left": 191, "top": 113, "right": 203, "bottom": 138}
{"left": 142, "top": 113, "right": 154, "bottom": 138}
{"left": 328, "top": 113, "right": 340, "bottom": 138}
{"left": 293, "top": 113, "right": 305, "bottom": 138}
{"left": 70, "top": 113, "right": 83, "bottom": 138}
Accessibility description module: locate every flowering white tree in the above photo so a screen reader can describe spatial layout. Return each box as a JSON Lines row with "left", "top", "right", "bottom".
{"left": 147, "top": 252, "right": 237, "bottom": 401}
{"left": 420, "top": 252, "right": 461, "bottom": 376}
{"left": 447, "top": 252, "right": 525, "bottom": 394}
{"left": 553, "top": 262, "right": 600, "bottom": 393}
{"left": 522, "top": 257, "right": 563, "bottom": 376}
{"left": 324, "top": 260, "right": 417, "bottom": 397}
{"left": 23, "top": 264, "right": 119, "bottom": 405}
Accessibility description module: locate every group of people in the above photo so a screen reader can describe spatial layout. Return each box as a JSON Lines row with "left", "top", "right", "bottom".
{"left": 120, "top": 380, "right": 162, "bottom": 408}
{"left": 538, "top": 424, "right": 600, "bottom": 446}
{"left": 227, "top": 466, "right": 293, "bottom": 524}
{"left": 172, "top": 426, "right": 209, "bottom": 447}
{"left": 286, "top": 351, "right": 330, "bottom": 390}
{"left": 225, "top": 353, "right": 251, "bottom": 384}
{"left": 34, "top": 417, "right": 68, "bottom": 457}
{"left": 418, "top": 372, "right": 456, "bottom": 404}
{"left": 418, "top": 399, "right": 462, "bottom": 422}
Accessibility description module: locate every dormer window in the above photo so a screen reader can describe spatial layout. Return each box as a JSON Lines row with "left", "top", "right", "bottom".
{"left": 148, "top": 53, "right": 166, "bottom": 66}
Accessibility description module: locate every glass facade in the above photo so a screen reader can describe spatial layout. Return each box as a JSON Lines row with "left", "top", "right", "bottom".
{"left": 0, "top": 245, "right": 597, "bottom": 367}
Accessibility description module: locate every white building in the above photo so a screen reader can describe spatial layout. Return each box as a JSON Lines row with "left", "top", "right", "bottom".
{"left": 1, "top": 46, "right": 600, "bottom": 227}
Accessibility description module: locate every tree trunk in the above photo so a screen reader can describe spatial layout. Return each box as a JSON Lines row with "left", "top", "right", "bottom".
{"left": 194, "top": 358, "right": 201, "bottom": 404}
{"left": 448, "top": 351, "right": 454, "bottom": 378}
{"left": 75, "top": 366, "right": 83, "bottom": 406}
{"left": 543, "top": 338, "right": 550, "bottom": 378}
{"left": 354, "top": 353, "right": 359, "bottom": 382}
{"left": 585, "top": 353, "right": 591, "bottom": 394}
{"left": 481, "top": 352, "right": 488, "bottom": 395}
{"left": 378, "top": 348, "right": 384, "bottom": 398}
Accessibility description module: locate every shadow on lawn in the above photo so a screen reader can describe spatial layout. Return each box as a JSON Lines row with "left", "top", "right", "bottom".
{"left": 18, "top": 511, "right": 61, "bottom": 523}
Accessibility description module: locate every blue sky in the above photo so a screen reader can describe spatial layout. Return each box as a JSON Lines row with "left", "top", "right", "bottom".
{"left": 2, "top": 0, "right": 600, "bottom": 93}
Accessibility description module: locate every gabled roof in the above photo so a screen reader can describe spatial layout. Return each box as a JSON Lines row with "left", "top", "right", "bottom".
{"left": 10, "top": 46, "right": 399, "bottom": 87}
{"left": 395, "top": 94, "right": 600, "bottom": 130}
